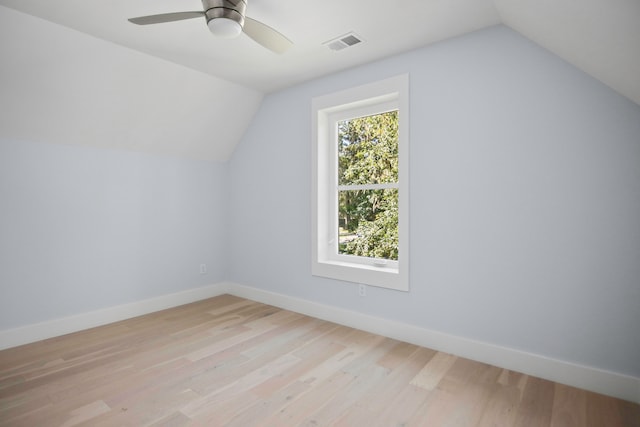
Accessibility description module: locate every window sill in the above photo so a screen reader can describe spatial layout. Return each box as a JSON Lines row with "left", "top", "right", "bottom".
{"left": 312, "top": 259, "right": 407, "bottom": 291}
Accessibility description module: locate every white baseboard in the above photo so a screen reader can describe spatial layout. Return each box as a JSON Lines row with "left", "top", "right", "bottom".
{"left": 226, "top": 282, "right": 640, "bottom": 404}
{"left": 1, "top": 280, "right": 638, "bottom": 403}
{"left": 0, "top": 282, "right": 230, "bottom": 351}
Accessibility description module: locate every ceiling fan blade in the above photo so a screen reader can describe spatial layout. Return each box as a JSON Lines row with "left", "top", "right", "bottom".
{"left": 128, "top": 12, "right": 205, "bottom": 25}
{"left": 243, "top": 17, "right": 292, "bottom": 54}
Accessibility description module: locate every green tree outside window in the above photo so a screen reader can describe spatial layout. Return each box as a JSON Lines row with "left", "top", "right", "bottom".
{"left": 337, "top": 111, "right": 399, "bottom": 260}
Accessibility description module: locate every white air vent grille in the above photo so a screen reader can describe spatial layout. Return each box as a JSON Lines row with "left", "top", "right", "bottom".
{"left": 323, "top": 32, "right": 363, "bottom": 51}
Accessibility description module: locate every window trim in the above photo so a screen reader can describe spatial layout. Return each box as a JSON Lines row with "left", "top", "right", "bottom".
{"left": 311, "top": 74, "right": 409, "bottom": 291}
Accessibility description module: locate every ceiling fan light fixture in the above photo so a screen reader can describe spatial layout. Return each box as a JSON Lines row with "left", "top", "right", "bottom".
{"left": 208, "top": 17, "right": 243, "bottom": 38}
{"left": 129, "top": 0, "right": 292, "bottom": 53}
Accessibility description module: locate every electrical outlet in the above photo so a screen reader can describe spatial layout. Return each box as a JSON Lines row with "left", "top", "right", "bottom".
{"left": 358, "top": 284, "right": 366, "bottom": 297}
{"left": 200, "top": 264, "right": 207, "bottom": 274}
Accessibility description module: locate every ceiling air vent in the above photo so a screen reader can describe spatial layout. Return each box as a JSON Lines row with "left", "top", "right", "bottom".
{"left": 323, "top": 32, "right": 363, "bottom": 51}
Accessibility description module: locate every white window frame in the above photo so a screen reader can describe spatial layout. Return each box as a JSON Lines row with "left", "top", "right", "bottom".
{"left": 311, "top": 74, "right": 409, "bottom": 291}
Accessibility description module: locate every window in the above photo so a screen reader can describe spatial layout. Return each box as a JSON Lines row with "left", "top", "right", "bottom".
{"left": 312, "top": 74, "right": 409, "bottom": 291}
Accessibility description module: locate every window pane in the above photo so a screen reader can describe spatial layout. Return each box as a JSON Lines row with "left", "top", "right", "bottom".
{"left": 338, "top": 189, "right": 398, "bottom": 260}
{"left": 338, "top": 110, "right": 398, "bottom": 186}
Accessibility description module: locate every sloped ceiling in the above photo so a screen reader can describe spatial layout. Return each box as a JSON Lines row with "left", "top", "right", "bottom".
{"left": 0, "top": 0, "right": 638, "bottom": 161}
{"left": 0, "top": 6, "right": 263, "bottom": 162}
{"left": 494, "top": 0, "right": 640, "bottom": 110}
{"left": 0, "top": 0, "right": 502, "bottom": 93}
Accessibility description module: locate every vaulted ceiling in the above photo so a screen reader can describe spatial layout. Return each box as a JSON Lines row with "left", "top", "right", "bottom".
{"left": 0, "top": 0, "right": 638, "bottom": 161}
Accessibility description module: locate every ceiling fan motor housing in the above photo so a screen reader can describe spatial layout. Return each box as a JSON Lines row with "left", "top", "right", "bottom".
{"left": 202, "top": 0, "right": 247, "bottom": 28}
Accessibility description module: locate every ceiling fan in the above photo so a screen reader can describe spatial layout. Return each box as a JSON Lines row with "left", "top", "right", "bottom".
{"left": 128, "top": 0, "right": 292, "bottom": 54}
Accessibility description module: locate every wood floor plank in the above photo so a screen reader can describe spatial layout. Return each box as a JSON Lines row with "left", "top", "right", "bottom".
{"left": 0, "top": 393, "right": 53, "bottom": 426}
{"left": 224, "top": 380, "right": 312, "bottom": 427}
{"left": 407, "top": 386, "right": 457, "bottom": 425}
{"left": 0, "top": 295, "right": 637, "bottom": 427}
{"left": 585, "top": 391, "right": 628, "bottom": 427}
{"left": 410, "top": 351, "right": 457, "bottom": 390}
{"left": 299, "top": 330, "right": 386, "bottom": 386}
{"left": 256, "top": 369, "right": 357, "bottom": 426}
{"left": 189, "top": 340, "right": 343, "bottom": 427}
{"left": 408, "top": 358, "right": 502, "bottom": 426}
{"left": 356, "top": 345, "right": 435, "bottom": 413}
{"left": 550, "top": 383, "right": 587, "bottom": 427}
{"left": 298, "top": 364, "right": 389, "bottom": 426}
{"left": 146, "top": 411, "right": 193, "bottom": 427}
{"left": 477, "top": 370, "right": 528, "bottom": 427}
{"left": 182, "top": 353, "right": 302, "bottom": 418}
{"left": 251, "top": 341, "right": 345, "bottom": 399}
{"left": 59, "top": 400, "right": 111, "bottom": 427}
{"left": 89, "top": 388, "right": 201, "bottom": 427}
{"left": 514, "top": 375, "right": 556, "bottom": 426}
{"left": 334, "top": 347, "right": 436, "bottom": 426}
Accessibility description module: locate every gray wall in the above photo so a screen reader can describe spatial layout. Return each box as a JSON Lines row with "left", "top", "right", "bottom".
{"left": 0, "top": 139, "right": 228, "bottom": 329}
{"left": 0, "top": 6, "right": 235, "bottom": 331}
{"left": 228, "top": 26, "right": 640, "bottom": 378}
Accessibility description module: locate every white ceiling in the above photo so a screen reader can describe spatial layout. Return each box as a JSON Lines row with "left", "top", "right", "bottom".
{"left": 0, "top": 0, "right": 638, "bottom": 162}
{"left": 0, "top": 0, "right": 504, "bottom": 93}
{"left": 1, "top": 0, "right": 638, "bottom": 101}
{"left": 494, "top": 0, "right": 640, "bottom": 108}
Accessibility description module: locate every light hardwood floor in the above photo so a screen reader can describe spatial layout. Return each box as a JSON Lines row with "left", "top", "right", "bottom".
{"left": 0, "top": 295, "right": 638, "bottom": 426}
